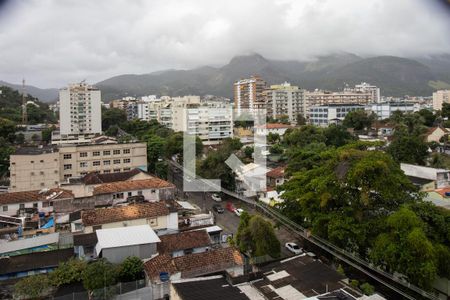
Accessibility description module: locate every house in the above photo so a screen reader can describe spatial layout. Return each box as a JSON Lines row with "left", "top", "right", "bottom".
{"left": 170, "top": 275, "right": 250, "bottom": 300}
{"left": 235, "top": 163, "right": 269, "bottom": 198}
{"left": 254, "top": 123, "right": 294, "bottom": 136}
{"left": 72, "top": 201, "right": 178, "bottom": 234}
{"left": 258, "top": 186, "right": 284, "bottom": 206}
{"left": 92, "top": 178, "right": 176, "bottom": 203}
{"left": 61, "top": 168, "right": 154, "bottom": 198}
{"left": 0, "top": 188, "right": 74, "bottom": 217}
{"left": 158, "top": 230, "right": 212, "bottom": 257}
{"left": 401, "top": 163, "right": 450, "bottom": 189}
{"left": 426, "top": 126, "right": 448, "bottom": 143}
{"left": 73, "top": 232, "right": 97, "bottom": 260}
{"left": 266, "top": 166, "right": 286, "bottom": 187}
{"left": 95, "top": 225, "right": 160, "bottom": 263}
{"left": 143, "top": 247, "right": 244, "bottom": 298}
{"left": 0, "top": 248, "right": 73, "bottom": 281}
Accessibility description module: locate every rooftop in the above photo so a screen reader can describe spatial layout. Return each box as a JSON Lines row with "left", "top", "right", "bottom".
{"left": 144, "top": 247, "right": 243, "bottom": 281}
{"left": 401, "top": 163, "right": 448, "bottom": 181}
{"left": 267, "top": 166, "right": 286, "bottom": 178}
{"left": 0, "top": 248, "right": 73, "bottom": 276}
{"left": 95, "top": 225, "right": 160, "bottom": 255}
{"left": 172, "top": 276, "right": 250, "bottom": 300}
{"left": 0, "top": 188, "right": 74, "bottom": 206}
{"left": 0, "top": 232, "right": 60, "bottom": 255}
{"left": 81, "top": 202, "right": 170, "bottom": 226}
{"left": 73, "top": 232, "right": 98, "bottom": 247}
{"left": 93, "top": 178, "right": 175, "bottom": 195}
{"left": 158, "top": 230, "right": 212, "bottom": 254}
{"left": 13, "top": 146, "right": 58, "bottom": 155}
{"left": 81, "top": 168, "right": 146, "bottom": 185}
{"left": 253, "top": 255, "right": 348, "bottom": 299}
{"left": 255, "top": 123, "right": 294, "bottom": 130}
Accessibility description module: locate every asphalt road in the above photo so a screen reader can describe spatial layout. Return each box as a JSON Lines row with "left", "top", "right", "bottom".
{"left": 170, "top": 167, "right": 296, "bottom": 258}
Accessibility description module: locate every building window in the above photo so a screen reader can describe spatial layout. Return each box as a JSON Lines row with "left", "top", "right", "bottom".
{"left": 40, "top": 160, "right": 44, "bottom": 163}
{"left": 40, "top": 182, "right": 45, "bottom": 186}
{"left": 123, "top": 149, "right": 130, "bottom": 154}
{"left": 19, "top": 204, "right": 25, "bottom": 209}
{"left": 113, "top": 169, "right": 121, "bottom": 173}
{"left": 113, "top": 149, "right": 121, "bottom": 155}
{"left": 128, "top": 192, "right": 132, "bottom": 197}
{"left": 93, "top": 151, "right": 100, "bottom": 156}
{"left": 33, "top": 203, "right": 38, "bottom": 208}
{"left": 123, "top": 158, "right": 131, "bottom": 164}
{"left": 63, "top": 154, "right": 72, "bottom": 159}
{"left": 103, "top": 170, "right": 111, "bottom": 174}
{"left": 123, "top": 168, "right": 131, "bottom": 171}
{"left": 30, "top": 161, "right": 34, "bottom": 163}
{"left": 2, "top": 205, "right": 7, "bottom": 212}
{"left": 80, "top": 152, "right": 88, "bottom": 157}
{"left": 103, "top": 160, "right": 110, "bottom": 165}
{"left": 64, "top": 174, "right": 72, "bottom": 179}
{"left": 93, "top": 161, "right": 101, "bottom": 166}
{"left": 148, "top": 218, "right": 158, "bottom": 226}
{"left": 40, "top": 171, "right": 44, "bottom": 175}
{"left": 80, "top": 162, "right": 88, "bottom": 168}
{"left": 103, "top": 150, "right": 111, "bottom": 155}
{"left": 137, "top": 190, "right": 143, "bottom": 196}
{"left": 113, "top": 159, "right": 121, "bottom": 164}
{"left": 64, "top": 164, "right": 72, "bottom": 170}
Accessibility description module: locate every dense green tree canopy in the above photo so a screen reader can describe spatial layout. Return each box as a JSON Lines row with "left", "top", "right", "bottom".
{"left": 102, "top": 107, "right": 127, "bottom": 132}
{"left": 118, "top": 256, "right": 144, "bottom": 282}
{"left": 50, "top": 258, "right": 87, "bottom": 287}
{"left": 82, "top": 259, "right": 117, "bottom": 292}
{"left": 14, "top": 274, "right": 51, "bottom": 299}
{"left": 343, "top": 110, "right": 376, "bottom": 130}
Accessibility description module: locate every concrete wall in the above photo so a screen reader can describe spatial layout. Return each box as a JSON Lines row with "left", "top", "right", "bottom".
{"left": 102, "top": 243, "right": 157, "bottom": 264}
{"left": 54, "top": 194, "right": 111, "bottom": 213}
{"left": 1, "top": 200, "right": 54, "bottom": 217}
{"left": 83, "top": 214, "right": 170, "bottom": 234}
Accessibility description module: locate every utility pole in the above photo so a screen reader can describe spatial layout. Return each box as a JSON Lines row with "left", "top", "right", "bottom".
{"left": 22, "top": 78, "right": 27, "bottom": 125}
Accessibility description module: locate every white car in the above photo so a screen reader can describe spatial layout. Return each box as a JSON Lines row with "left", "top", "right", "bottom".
{"left": 211, "top": 193, "right": 222, "bottom": 202}
{"left": 285, "top": 242, "right": 303, "bottom": 255}
{"left": 234, "top": 208, "right": 244, "bottom": 216}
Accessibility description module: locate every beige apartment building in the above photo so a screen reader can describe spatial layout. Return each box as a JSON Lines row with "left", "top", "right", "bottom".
{"left": 432, "top": 90, "right": 450, "bottom": 110}
{"left": 264, "top": 82, "right": 306, "bottom": 123}
{"left": 234, "top": 76, "right": 267, "bottom": 114}
{"left": 305, "top": 90, "right": 373, "bottom": 107}
{"left": 9, "top": 142, "right": 147, "bottom": 192}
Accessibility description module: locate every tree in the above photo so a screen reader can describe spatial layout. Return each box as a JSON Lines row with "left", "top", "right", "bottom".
{"left": 15, "top": 132, "right": 25, "bottom": 144}
{"left": 417, "top": 109, "right": 436, "bottom": 127}
{"left": 235, "top": 213, "right": 281, "bottom": 258}
{"left": 270, "top": 144, "right": 283, "bottom": 155}
{"left": 267, "top": 132, "right": 280, "bottom": 144}
{"left": 0, "top": 118, "right": 16, "bottom": 139}
{"left": 360, "top": 283, "right": 375, "bottom": 296}
{"left": 82, "top": 259, "right": 117, "bottom": 294}
{"left": 0, "top": 141, "right": 14, "bottom": 177}
{"left": 50, "top": 258, "right": 87, "bottom": 287}
{"left": 118, "top": 256, "right": 144, "bottom": 282}
{"left": 281, "top": 146, "right": 419, "bottom": 254}
{"left": 442, "top": 103, "right": 450, "bottom": 119}
{"left": 283, "top": 125, "right": 326, "bottom": 148}
{"left": 42, "top": 125, "right": 56, "bottom": 144}
{"left": 296, "top": 114, "right": 306, "bottom": 125}
{"left": 387, "top": 134, "right": 428, "bottom": 165}
{"left": 102, "top": 107, "right": 127, "bottom": 132}
{"left": 323, "top": 125, "right": 355, "bottom": 147}
{"left": 370, "top": 207, "right": 438, "bottom": 290}
{"left": 343, "top": 110, "right": 375, "bottom": 131}
{"left": 243, "top": 146, "right": 254, "bottom": 159}
{"left": 14, "top": 274, "right": 51, "bottom": 299}
{"left": 146, "top": 135, "right": 166, "bottom": 175}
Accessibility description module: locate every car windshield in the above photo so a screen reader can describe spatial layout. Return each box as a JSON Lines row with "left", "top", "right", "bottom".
{"left": 292, "top": 245, "right": 300, "bottom": 249}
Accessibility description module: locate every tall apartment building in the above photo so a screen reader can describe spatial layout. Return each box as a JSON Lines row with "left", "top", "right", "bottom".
{"left": 305, "top": 90, "right": 373, "bottom": 107}
{"left": 264, "top": 82, "right": 306, "bottom": 123}
{"left": 432, "top": 90, "right": 450, "bottom": 110}
{"left": 234, "top": 76, "right": 267, "bottom": 114}
{"left": 59, "top": 82, "right": 102, "bottom": 136}
{"left": 345, "top": 82, "right": 381, "bottom": 103}
{"left": 9, "top": 141, "right": 147, "bottom": 192}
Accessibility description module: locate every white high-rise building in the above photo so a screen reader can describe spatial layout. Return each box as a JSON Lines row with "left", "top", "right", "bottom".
{"left": 264, "top": 82, "right": 306, "bottom": 123}
{"left": 59, "top": 82, "right": 102, "bottom": 136}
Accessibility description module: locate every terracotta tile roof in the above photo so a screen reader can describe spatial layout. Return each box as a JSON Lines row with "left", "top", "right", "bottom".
{"left": 256, "top": 123, "right": 294, "bottom": 130}
{"left": 266, "top": 166, "right": 286, "bottom": 178}
{"left": 82, "top": 168, "right": 145, "bottom": 185}
{"left": 158, "top": 230, "right": 212, "bottom": 254}
{"left": 81, "top": 202, "right": 170, "bottom": 226}
{"left": 0, "top": 188, "right": 74, "bottom": 206}
{"left": 144, "top": 247, "right": 243, "bottom": 281}
{"left": 93, "top": 178, "right": 175, "bottom": 195}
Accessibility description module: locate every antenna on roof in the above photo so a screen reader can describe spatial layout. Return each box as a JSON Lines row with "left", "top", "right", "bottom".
{"left": 22, "top": 78, "right": 27, "bottom": 125}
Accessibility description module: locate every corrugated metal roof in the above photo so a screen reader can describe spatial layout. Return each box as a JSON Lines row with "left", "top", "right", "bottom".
{"left": 95, "top": 225, "right": 160, "bottom": 255}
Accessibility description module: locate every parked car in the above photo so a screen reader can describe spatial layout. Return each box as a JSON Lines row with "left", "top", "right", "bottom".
{"left": 306, "top": 252, "right": 317, "bottom": 259}
{"left": 285, "top": 242, "right": 302, "bottom": 255}
{"left": 234, "top": 208, "right": 244, "bottom": 216}
{"left": 211, "top": 193, "right": 222, "bottom": 202}
{"left": 226, "top": 202, "right": 236, "bottom": 212}
{"left": 212, "top": 204, "right": 224, "bottom": 214}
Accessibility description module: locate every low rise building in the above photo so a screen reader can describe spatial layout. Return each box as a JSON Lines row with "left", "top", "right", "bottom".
{"left": 158, "top": 230, "right": 212, "bottom": 257}
{"left": 9, "top": 140, "right": 148, "bottom": 192}
{"left": 254, "top": 123, "right": 293, "bottom": 136}
{"left": 401, "top": 163, "right": 450, "bottom": 190}
{"left": 308, "top": 104, "right": 365, "bottom": 127}
{"left": 425, "top": 126, "right": 448, "bottom": 143}
{"left": 95, "top": 225, "right": 160, "bottom": 263}
{"left": 73, "top": 202, "right": 178, "bottom": 234}
{"left": 367, "top": 101, "right": 419, "bottom": 119}
{"left": 0, "top": 188, "right": 74, "bottom": 217}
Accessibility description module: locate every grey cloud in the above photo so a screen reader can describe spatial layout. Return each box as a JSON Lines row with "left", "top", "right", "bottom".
{"left": 0, "top": 0, "right": 449, "bottom": 88}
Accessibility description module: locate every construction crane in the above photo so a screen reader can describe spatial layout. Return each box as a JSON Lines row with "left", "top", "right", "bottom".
{"left": 22, "top": 78, "right": 27, "bottom": 125}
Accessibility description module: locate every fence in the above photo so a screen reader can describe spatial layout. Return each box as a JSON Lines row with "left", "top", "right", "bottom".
{"left": 51, "top": 279, "right": 147, "bottom": 300}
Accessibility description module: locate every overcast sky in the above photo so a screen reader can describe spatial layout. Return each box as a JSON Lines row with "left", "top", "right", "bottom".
{"left": 0, "top": 0, "right": 449, "bottom": 88}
